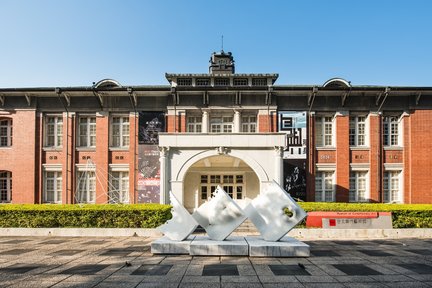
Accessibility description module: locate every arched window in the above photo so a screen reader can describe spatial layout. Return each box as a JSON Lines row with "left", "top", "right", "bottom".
{"left": 0, "top": 118, "right": 12, "bottom": 147}
{"left": 0, "top": 171, "right": 12, "bottom": 202}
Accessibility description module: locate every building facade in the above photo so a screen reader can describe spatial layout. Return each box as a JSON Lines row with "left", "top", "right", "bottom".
{"left": 1, "top": 51, "right": 432, "bottom": 207}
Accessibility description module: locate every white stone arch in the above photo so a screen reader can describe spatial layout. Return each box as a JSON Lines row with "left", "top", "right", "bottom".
{"left": 175, "top": 149, "right": 269, "bottom": 183}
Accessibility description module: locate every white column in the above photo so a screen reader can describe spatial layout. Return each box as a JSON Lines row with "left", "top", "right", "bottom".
{"left": 274, "top": 146, "right": 284, "bottom": 185}
{"left": 234, "top": 110, "right": 241, "bottom": 133}
{"left": 159, "top": 146, "right": 169, "bottom": 204}
{"left": 202, "top": 110, "right": 209, "bottom": 133}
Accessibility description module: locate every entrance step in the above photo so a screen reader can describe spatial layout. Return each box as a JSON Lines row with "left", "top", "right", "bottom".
{"left": 193, "top": 219, "right": 258, "bottom": 234}
{"left": 234, "top": 219, "right": 258, "bottom": 233}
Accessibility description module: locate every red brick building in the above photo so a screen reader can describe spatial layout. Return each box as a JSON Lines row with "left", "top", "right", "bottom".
{"left": 1, "top": 52, "right": 431, "bottom": 205}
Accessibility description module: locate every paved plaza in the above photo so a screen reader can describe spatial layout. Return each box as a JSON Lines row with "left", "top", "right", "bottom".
{"left": 0, "top": 236, "right": 431, "bottom": 287}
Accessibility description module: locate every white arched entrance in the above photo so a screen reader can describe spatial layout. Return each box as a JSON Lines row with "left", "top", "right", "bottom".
{"left": 158, "top": 133, "right": 286, "bottom": 206}
{"left": 182, "top": 154, "right": 261, "bottom": 211}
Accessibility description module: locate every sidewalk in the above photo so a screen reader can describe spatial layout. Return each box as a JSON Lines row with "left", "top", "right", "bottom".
{"left": 0, "top": 235, "right": 431, "bottom": 287}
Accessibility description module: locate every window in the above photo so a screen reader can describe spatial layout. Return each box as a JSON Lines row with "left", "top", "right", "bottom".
{"left": 111, "top": 116, "right": 129, "bottom": 148}
{"left": 0, "top": 119, "right": 12, "bottom": 147}
{"left": 349, "top": 116, "right": 366, "bottom": 146}
{"left": 109, "top": 171, "right": 129, "bottom": 204}
{"left": 214, "top": 78, "right": 229, "bottom": 86}
{"left": 241, "top": 115, "right": 257, "bottom": 133}
{"left": 349, "top": 171, "right": 368, "bottom": 202}
{"left": 383, "top": 116, "right": 399, "bottom": 146}
{"left": 210, "top": 116, "right": 233, "bottom": 133}
{"left": 187, "top": 116, "right": 202, "bottom": 133}
{"left": 252, "top": 78, "right": 267, "bottom": 86}
{"left": 45, "top": 116, "right": 63, "bottom": 148}
{"left": 78, "top": 116, "right": 96, "bottom": 147}
{"left": 177, "top": 78, "right": 192, "bottom": 86}
{"left": 76, "top": 171, "right": 96, "bottom": 203}
{"left": 44, "top": 171, "right": 62, "bottom": 203}
{"left": 315, "top": 171, "right": 334, "bottom": 202}
{"left": 315, "top": 116, "right": 334, "bottom": 147}
{"left": 384, "top": 171, "right": 401, "bottom": 203}
{"left": 0, "top": 171, "right": 12, "bottom": 202}
{"left": 233, "top": 78, "right": 248, "bottom": 86}
{"left": 200, "top": 174, "right": 244, "bottom": 200}
{"left": 196, "top": 78, "right": 210, "bottom": 86}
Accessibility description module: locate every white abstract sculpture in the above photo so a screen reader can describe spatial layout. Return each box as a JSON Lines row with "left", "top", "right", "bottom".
{"left": 192, "top": 186, "right": 247, "bottom": 241}
{"left": 244, "top": 180, "right": 307, "bottom": 241}
{"left": 157, "top": 191, "right": 198, "bottom": 241}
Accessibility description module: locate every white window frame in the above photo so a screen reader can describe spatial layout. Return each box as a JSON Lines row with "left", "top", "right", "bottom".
{"left": 110, "top": 116, "right": 130, "bottom": 148}
{"left": 109, "top": 166, "right": 129, "bottom": 204}
{"left": 76, "top": 166, "right": 96, "bottom": 204}
{"left": 0, "top": 119, "right": 12, "bottom": 147}
{"left": 383, "top": 115, "right": 402, "bottom": 147}
{"left": 77, "top": 116, "right": 96, "bottom": 148}
{"left": 349, "top": 171, "right": 369, "bottom": 202}
{"left": 384, "top": 170, "right": 402, "bottom": 203}
{"left": 200, "top": 173, "right": 244, "bottom": 201}
{"left": 187, "top": 116, "right": 202, "bottom": 133}
{"left": 210, "top": 115, "right": 233, "bottom": 133}
{"left": 315, "top": 171, "right": 335, "bottom": 202}
{"left": 349, "top": 115, "right": 368, "bottom": 147}
{"left": 44, "top": 115, "right": 63, "bottom": 148}
{"left": 315, "top": 116, "right": 334, "bottom": 147}
{"left": 241, "top": 115, "right": 257, "bottom": 133}
{"left": 0, "top": 171, "right": 12, "bottom": 202}
{"left": 43, "top": 170, "right": 62, "bottom": 203}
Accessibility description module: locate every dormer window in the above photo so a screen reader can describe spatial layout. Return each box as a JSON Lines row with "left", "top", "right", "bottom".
{"left": 252, "top": 78, "right": 267, "bottom": 86}
{"left": 177, "top": 78, "right": 192, "bottom": 86}
{"left": 214, "top": 78, "right": 229, "bottom": 86}
{"left": 233, "top": 78, "right": 248, "bottom": 86}
{"left": 196, "top": 78, "right": 210, "bottom": 86}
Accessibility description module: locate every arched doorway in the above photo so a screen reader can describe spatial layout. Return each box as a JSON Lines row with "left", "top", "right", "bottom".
{"left": 182, "top": 155, "right": 259, "bottom": 211}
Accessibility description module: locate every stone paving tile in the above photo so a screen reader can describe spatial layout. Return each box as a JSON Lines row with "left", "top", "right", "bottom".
{"left": 258, "top": 275, "right": 299, "bottom": 283}
{"left": 51, "top": 280, "right": 102, "bottom": 288}
{"left": 295, "top": 275, "right": 338, "bottom": 283}
{"left": 221, "top": 283, "right": 263, "bottom": 288}
{"left": 236, "top": 264, "right": 256, "bottom": 276}
{"left": 178, "top": 283, "right": 220, "bottom": 288}
{"left": 7, "top": 280, "right": 60, "bottom": 288}
{"left": 221, "top": 275, "right": 260, "bottom": 282}
{"left": 343, "top": 283, "right": 388, "bottom": 288}
{"left": 185, "top": 264, "right": 204, "bottom": 275}
{"left": 181, "top": 275, "right": 220, "bottom": 283}
{"left": 302, "top": 283, "right": 345, "bottom": 288}
{"left": 369, "top": 274, "right": 416, "bottom": 282}
{"left": 262, "top": 284, "right": 304, "bottom": 288}
{"left": 381, "top": 282, "right": 431, "bottom": 288}
{"left": 333, "top": 275, "right": 376, "bottom": 282}
{"left": 2, "top": 236, "right": 432, "bottom": 287}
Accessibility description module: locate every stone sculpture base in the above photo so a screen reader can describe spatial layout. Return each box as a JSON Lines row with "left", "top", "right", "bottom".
{"left": 151, "top": 235, "right": 195, "bottom": 255}
{"left": 245, "top": 236, "right": 310, "bottom": 257}
{"left": 190, "top": 236, "right": 249, "bottom": 256}
{"left": 151, "top": 236, "right": 309, "bottom": 257}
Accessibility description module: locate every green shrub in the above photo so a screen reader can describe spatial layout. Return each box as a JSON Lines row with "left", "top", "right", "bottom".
{"left": 0, "top": 204, "right": 172, "bottom": 228}
{"left": 297, "top": 202, "right": 432, "bottom": 228}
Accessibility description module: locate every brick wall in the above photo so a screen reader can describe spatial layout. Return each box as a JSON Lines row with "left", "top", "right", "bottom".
{"left": 407, "top": 110, "right": 432, "bottom": 203}
{"left": 335, "top": 114, "right": 350, "bottom": 202}
{"left": 0, "top": 110, "right": 36, "bottom": 203}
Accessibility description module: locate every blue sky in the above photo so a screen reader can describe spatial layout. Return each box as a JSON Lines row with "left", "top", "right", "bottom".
{"left": 1, "top": 0, "right": 431, "bottom": 88}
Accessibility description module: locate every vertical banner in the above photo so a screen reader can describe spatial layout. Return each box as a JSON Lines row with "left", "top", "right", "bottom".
{"left": 278, "top": 111, "right": 307, "bottom": 159}
{"left": 278, "top": 111, "right": 307, "bottom": 200}
{"left": 283, "top": 160, "right": 307, "bottom": 201}
{"left": 137, "top": 112, "right": 165, "bottom": 203}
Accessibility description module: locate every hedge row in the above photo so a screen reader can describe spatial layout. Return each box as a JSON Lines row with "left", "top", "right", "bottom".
{"left": 0, "top": 204, "right": 172, "bottom": 228}
{"left": 0, "top": 202, "right": 431, "bottom": 228}
{"left": 298, "top": 202, "right": 432, "bottom": 228}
